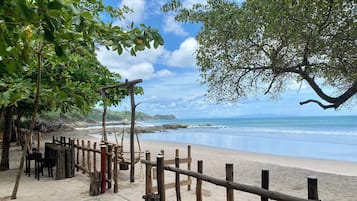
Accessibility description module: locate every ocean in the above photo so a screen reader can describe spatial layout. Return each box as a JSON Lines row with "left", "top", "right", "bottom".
{"left": 139, "top": 116, "right": 357, "bottom": 162}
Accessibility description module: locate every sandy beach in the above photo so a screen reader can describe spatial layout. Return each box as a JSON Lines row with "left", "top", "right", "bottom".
{"left": 1, "top": 130, "right": 357, "bottom": 201}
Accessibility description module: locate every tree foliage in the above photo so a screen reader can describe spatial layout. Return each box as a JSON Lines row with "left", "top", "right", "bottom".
{"left": 164, "top": 0, "right": 356, "bottom": 109}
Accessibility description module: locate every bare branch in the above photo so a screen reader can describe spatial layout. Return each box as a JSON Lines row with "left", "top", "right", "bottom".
{"left": 299, "top": 99, "right": 337, "bottom": 109}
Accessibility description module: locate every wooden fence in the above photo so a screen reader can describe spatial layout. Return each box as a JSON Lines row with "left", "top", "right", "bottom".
{"left": 143, "top": 145, "right": 192, "bottom": 197}
{"left": 142, "top": 154, "right": 320, "bottom": 201}
{"left": 53, "top": 136, "right": 123, "bottom": 194}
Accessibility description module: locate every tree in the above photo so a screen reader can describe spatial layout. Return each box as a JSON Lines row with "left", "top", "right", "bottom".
{"left": 164, "top": 0, "right": 357, "bottom": 109}
{"left": 0, "top": 0, "right": 163, "bottom": 199}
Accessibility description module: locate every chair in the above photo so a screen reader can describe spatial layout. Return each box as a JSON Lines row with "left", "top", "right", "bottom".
{"left": 35, "top": 154, "right": 53, "bottom": 180}
{"left": 25, "top": 148, "right": 39, "bottom": 177}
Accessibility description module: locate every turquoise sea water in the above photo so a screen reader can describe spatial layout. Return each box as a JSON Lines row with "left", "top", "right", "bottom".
{"left": 139, "top": 116, "right": 357, "bottom": 162}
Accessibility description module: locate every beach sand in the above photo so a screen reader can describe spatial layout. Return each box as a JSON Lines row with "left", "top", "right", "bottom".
{"left": 1, "top": 130, "right": 357, "bottom": 201}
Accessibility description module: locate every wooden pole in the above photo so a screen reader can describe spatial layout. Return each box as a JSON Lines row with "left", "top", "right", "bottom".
{"left": 187, "top": 145, "right": 191, "bottom": 191}
{"left": 307, "top": 177, "right": 319, "bottom": 200}
{"left": 196, "top": 160, "right": 203, "bottom": 201}
{"left": 81, "top": 140, "right": 85, "bottom": 174}
{"left": 76, "top": 139, "right": 79, "bottom": 172}
{"left": 87, "top": 141, "right": 91, "bottom": 173}
{"left": 157, "top": 155, "right": 165, "bottom": 201}
{"left": 226, "top": 163, "right": 234, "bottom": 201}
{"left": 93, "top": 142, "right": 97, "bottom": 172}
{"left": 100, "top": 145, "right": 107, "bottom": 194}
{"left": 52, "top": 136, "right": 55, "bottom": 143}
{"left": 175, "top": 156, "right": 181, "bottom": 201}
{"left": 145, "top": 151, "right": 152, "bottom": 195}
{"left": 37, "top": 132, "right": 40, "bottom": 151}
{"left": 261, "top": 169, "right": 269, "bottom": 201}
{"left": 70, "top": 139, "right": 75, "bottom": 176}
{"left": 107, "top": 144, "right": 113, "bottom": 189}
{"left": 114, "top": 146, "right": 119, "bottom": 193}
{"left": 129, "top": 82, "right": 136, "bottom": 183}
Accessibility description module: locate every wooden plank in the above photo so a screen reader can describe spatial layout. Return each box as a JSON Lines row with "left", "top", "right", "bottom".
{"left": 145, "top": 152, "right": 152, "bottom": 195}
{"left": 163, "top": 158, "right": 191, "bottom": 165}
{"left": 164, "top": 166, "right": 311, "bottom": 201}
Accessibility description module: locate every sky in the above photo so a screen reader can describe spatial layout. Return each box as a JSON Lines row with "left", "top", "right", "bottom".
{"left": 96, "top": 0, "right": 357, "bottom": 119}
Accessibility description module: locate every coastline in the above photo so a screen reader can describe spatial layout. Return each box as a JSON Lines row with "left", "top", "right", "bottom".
{"left": 1, "top": 129, "right": 357, "bottom": 200}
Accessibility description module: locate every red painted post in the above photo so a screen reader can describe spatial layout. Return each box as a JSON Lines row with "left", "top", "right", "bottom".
{"left": 100, "top": 144, "right": 107, "bottom": 193}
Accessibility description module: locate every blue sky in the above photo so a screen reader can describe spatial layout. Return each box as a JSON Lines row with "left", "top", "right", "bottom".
{"left": 97, "top": 0, "right": 357, "bottom": 118}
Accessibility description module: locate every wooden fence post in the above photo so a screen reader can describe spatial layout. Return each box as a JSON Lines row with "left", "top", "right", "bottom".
{"left": 87, "top": 141, "right": 91, "bottom": 173}
{"left": 196, "top": 160, "right": 203, "bottom": 201}
{"left": 308, "top": 177, "right": 319, "bottom": 200}
{"left": 37, "top": 132, "right": 41, "bottom": 151}
{"left": 114, "top": 146, "right": 119, "bottom": 193}
{"left": 82, "top": 140, "right": 85, "bottom": 174}
{"left": 187, "top": 145, "right": 191, "bottom": 191}
{"left": 70, "top": 139, "right": 75, "bottom": 176}
{"left": 101, "top": 144, "right": 107, "bottom": 194}
{"left": 261, "top": 169, "right": 269, "bottom": 201}
{"left": 175, "top": 156, "right": 181, "bottom": 201}
{"left": 157, "top": 155, "right": 165, "bottom": 201}
{"left": 226, "top": 163, "right": 234, "bottom": 201}
{"left": 93, "top": 142, "right": 97, "bottom": 172}
{"left": 52, "top": 136, "right": 55, "bottom": 143}
{"left": 107, "top": 144, "right": 113, "bottom": 189}
{"left": 145, "top": 151, "right": 152, "bottom": 195}
{"left": 76, "top": 139, "right": 79, "bottom": 172}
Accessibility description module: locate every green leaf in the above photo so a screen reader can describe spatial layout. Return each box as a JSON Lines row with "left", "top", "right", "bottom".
{"left": 55, "top": 45, "right": 64, "bottom": 57}
{"left": 48, "top": 1, "right": 63, "bottom": 10}
{"left": 44, "top": 28, "right": 55, "bottom": 42}
{"left": 117, "top": 45, "right": 123, "bottom": 55}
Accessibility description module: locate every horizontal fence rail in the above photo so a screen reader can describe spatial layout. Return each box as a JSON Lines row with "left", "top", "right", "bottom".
{"left": 142, "top": 154, "right": 320, "bottom": 201}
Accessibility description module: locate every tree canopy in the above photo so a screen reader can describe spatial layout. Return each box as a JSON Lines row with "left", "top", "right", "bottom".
{"left": 164, "top": 0, "right": 356, "bottom": 109}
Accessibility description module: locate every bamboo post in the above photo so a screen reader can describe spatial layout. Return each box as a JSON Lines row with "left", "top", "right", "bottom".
{"left": 187, "top": 145, "right": 191, "bottom": 191}
{"left": 157, "top": 155, "right": 165, "bottom": 201}
{"left": 107, "top": 144, "right": 113, "bottom": 189}
{"left": 226, "top": 163, "right": 234, "bottom": 201}
{"left": 196, "top": 160, "right": 203, "bottom": 201}
{"left": 175, "top": 156, "right": 181, "bottom": 201}
{"left": 145, "top": 151, "right": 152, "bottom": 195}
{"left": 82, "top": 140, "right": 85, "bottom": 174}
{"left": 114, "top": 146, "right": 119, "bottom": 193}
{"left": 101, "top": 145, "right": 107, "bottom": 194}
{"left": 76, "top": 139, "right": 80, "bottom": 171}
{"left": 308, "top": 177, "right": 319, "bottom": 200}
{"left": 261, "top": 169, "right": 269, "bottom": 201}
{"left": 93, "top": 142, "right": 97, "bottom": 172}
{"left": 87, "top": 141, "right": 91, "bottom": 173}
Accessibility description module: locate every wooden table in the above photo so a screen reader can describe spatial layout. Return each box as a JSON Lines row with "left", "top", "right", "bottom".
{"left": 45, "top": 143, "right": 74, "bottom": 180}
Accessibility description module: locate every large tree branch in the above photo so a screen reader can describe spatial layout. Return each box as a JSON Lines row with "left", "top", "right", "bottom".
{"left": 299, "top": 70, "right": 357, "bottom": 109}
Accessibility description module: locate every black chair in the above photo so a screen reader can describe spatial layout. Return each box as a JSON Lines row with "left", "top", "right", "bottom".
{"left": 25, "top": 148, "right": 39, "bottom": 177}
{"left": 35, "top": 155, "right": 54, "bottom": 180}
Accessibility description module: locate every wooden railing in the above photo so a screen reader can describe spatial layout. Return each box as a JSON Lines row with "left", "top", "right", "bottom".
{"left": 142, "top": 145, "right": 192, "bottom": 197}
{"left": 52, "top": 136, "right": 122, "bottom": 194}
{"left": 142, "top": 154, "right": 320, "bottom": 201}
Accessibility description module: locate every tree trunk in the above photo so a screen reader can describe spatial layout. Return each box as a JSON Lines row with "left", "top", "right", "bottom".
{"left": 0, "top": 107, "right": 12, "bottom": 171}
{"left": 11, "top": 48, "right": 43, "bottom": 199}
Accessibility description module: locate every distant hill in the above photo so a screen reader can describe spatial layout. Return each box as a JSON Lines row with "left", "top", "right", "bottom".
{"left": 39, "top": 109, "right": 176, "bottom": 124}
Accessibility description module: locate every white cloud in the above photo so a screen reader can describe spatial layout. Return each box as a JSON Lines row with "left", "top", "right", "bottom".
{"left": 165, "top": 37, "right": 198, "bottom": 68}
{"left": 96, "top": 45, "right": 173, "bottom": 81}
{"left": 163, "top": 15, "right": 189, "bottom": 36}
{"left": 115, "top": 0, "right": 146, "bottom": 26}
